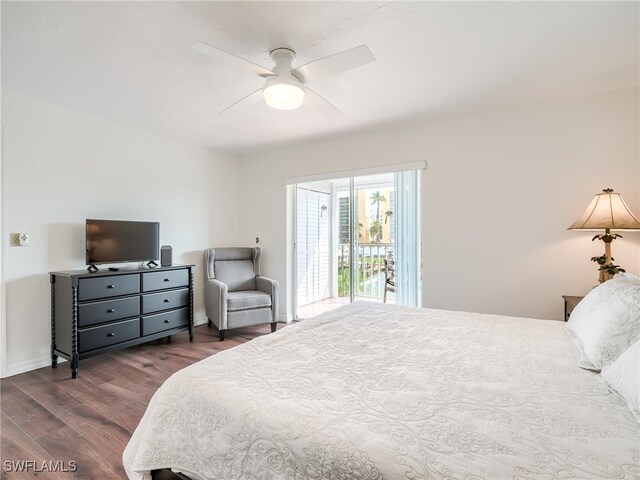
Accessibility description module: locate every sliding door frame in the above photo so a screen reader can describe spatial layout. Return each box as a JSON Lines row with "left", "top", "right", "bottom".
{"left": 288, "top": 161, "right": 427, "bottom": 320}
{"left": 349, "top": 177, "right": 356, "bottom": 304}
{"left": 292, "top": 185, "right": 298, "bottom": 320}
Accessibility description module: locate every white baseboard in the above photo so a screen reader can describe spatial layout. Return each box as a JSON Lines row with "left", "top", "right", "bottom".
{"left": 193, "top": 315, "right": 208, "bottom": 326}
{"left": 2, "top": 355, "right": 66, "bottom": 379}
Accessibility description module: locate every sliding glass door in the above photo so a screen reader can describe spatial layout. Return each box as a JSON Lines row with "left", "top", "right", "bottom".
{"left": 294, "top": 170, "right": 421, "bottom": 319}
{"left": 351, "top": 173, "right": 396, "bottom": 303}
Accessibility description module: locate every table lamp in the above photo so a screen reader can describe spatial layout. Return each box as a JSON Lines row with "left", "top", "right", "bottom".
{"left": 568, "top": 188, "right": 640, "bottom": 283}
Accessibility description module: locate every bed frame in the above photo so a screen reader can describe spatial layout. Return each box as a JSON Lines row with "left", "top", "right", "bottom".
{"left": 151, "top": 469, "right": 192, "bottom": 480}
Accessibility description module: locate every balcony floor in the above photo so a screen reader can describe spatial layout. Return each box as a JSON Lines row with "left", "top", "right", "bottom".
{"left": 296, "top": 295, "right": 395, "bottom": 319}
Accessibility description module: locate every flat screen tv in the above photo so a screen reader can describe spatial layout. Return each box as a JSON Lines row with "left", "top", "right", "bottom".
{"left": 86, "top": 219, "right": 159, "bottom": 267}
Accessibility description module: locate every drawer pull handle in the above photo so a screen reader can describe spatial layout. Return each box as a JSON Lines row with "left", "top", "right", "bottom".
{"left": 164, "top": 278, "right": 170, "bottom": 282}
{"left": 164, "top": 299, "right": 170, "bottom": 303}
{"left": 107, "top": 309, "right": 115, "bottom": 313}
{"left": 107, "top": 285, "right": 115, "bottom": 289}
{"left": 107, "top": 332, "right": 115, "bottom": 337}
{"left": 164, "top": 319, "right": 170, "bottom": 324}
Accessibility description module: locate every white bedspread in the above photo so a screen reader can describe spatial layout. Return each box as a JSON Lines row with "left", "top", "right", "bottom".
{"left": 123, "top": 302, "right": 639, "bottom": 480}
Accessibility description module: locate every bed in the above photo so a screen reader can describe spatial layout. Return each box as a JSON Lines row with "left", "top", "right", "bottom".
{"left": 123, "top": 302, "right": 639, "bottom": 480}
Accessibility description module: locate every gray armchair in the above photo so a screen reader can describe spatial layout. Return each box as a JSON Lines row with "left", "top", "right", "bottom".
{"left": 204, "top": 247, "right": 278, "bottom": 341}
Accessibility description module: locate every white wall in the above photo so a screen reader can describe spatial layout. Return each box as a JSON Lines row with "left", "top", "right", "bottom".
{"left": 238, "top": 88, "right": 640, "bottom": 322}
{"left": 2, "top": 87, "right": 637, "bottom": 377}
{"left": 0, "top": 90, "right": 241, "bottom": 377}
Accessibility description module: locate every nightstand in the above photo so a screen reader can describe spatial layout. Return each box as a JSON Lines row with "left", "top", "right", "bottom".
{"left": 562, "top": 295, "right": 584, "bottom": 322}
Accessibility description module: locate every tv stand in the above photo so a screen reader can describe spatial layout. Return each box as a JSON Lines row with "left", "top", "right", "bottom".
{"left": 147, "top": 260, "right": 158, "bottom": 268}
{"left": 87, "top": 264, "right": 98, "bottom": 273}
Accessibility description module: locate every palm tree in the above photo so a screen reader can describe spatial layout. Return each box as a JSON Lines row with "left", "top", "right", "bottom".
{"left": 370, "top": 191, "right": 386, "bottom": 224}
{"left": 369, "top": 191, "right": 387, "bottom": 243}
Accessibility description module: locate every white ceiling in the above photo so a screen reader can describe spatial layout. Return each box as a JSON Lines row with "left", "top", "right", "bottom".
{"left": 2, "top": 2, "right": 638, "bottom": 155}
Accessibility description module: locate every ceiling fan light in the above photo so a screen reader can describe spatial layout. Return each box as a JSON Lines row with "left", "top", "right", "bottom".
{"left": 263, "top": 82, "right": 304, "bottom": 110}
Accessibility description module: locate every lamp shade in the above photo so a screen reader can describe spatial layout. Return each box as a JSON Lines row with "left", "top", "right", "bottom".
{"left": 263, "top": 76, "right": 304, "bottom": 110}
{"left": 568, "top": 189, "right": 640, "bottom": 230}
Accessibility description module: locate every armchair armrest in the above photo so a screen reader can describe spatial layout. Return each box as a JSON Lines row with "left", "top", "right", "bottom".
{"left": 256, "top": 276, "right": 279, "bottom": 323}
{"left": 204, "top": 278, "right": 228, "bottom": 330}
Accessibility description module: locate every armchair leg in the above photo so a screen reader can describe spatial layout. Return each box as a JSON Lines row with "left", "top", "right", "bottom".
{"left": 207, "top": 318, "right": 212, "bottom": 327}
{"left": 271, "top": 322, "right": 277, "bottom": 333}
{"left": 219, "top": 329, "right": 226, "bottom": 341}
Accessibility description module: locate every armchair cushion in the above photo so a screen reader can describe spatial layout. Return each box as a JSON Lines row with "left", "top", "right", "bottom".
{"left": 227, "top": 291, "right": 272, "bottom": 312}
{"left": 214, "top": 260, "right": 256, "bottom": 291}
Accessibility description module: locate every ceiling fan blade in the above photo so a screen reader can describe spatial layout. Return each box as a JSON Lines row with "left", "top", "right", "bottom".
{"left": 303, "top": 86, "right": 343, "bottom": 119}
{"left": 218, "top": 88, "right": 263, "bottom": 115}
{"left": 293, "top": 45, "right": 375, "bottom": 84}
{"left": 189, "top": 42, "right": 274, "bottom": 77}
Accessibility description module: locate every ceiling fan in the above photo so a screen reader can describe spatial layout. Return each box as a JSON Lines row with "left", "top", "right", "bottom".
{"left": 189, "top": 42, "right": 375, "bottom": 117}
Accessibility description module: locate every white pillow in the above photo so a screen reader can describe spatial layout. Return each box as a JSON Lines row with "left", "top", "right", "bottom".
{"left": 600, "top": 340, "right": 640, "bottom": 419}
{"left": 567, "top": 274, "right": 640, "bottom": 371}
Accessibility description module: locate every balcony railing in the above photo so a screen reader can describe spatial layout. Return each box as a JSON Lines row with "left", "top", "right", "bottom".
{"left": 338, "top": 243, "right": 393, "bottom": 298}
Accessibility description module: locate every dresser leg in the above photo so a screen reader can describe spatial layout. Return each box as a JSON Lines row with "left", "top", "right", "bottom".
{"left": 70, "top": 284, "right": 79, "bottom": 379}
{"left": 71, "top": 353, "right": 79, "bottom": 379}
{"left": 51, "top": 345, "right": 58, "bottom": 368}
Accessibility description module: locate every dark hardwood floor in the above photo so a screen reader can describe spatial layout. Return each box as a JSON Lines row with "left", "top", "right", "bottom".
{"left": 0, "top": 323, "right": 275, "bottom": 479}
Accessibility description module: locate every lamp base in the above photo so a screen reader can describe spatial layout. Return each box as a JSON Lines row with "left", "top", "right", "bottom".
{"left": 591, "top": 229, "right": 625, "bottom": 285}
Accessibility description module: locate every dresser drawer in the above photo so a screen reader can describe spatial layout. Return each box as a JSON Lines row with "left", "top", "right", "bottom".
{"left": 78, "top": 296, "right": 140, "bottom": 327}
{"left": 79, "top": 318, "right": 140, "bottom": 352}
{"left": 142, "top": 288, "right": 189, "bottom": 314}
{"left": 142, "top": 269, "right": 188, "bottom": 292}
{"left": 142, "top": 308, "right": 189, "bottom": 336}
{"left": 78, "top": 274, "right": 140, "bottom": 301}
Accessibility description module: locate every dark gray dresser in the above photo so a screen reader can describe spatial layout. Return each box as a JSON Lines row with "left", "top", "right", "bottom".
{"left": 50, "top": 265, "right": 194, "bottom": 378}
